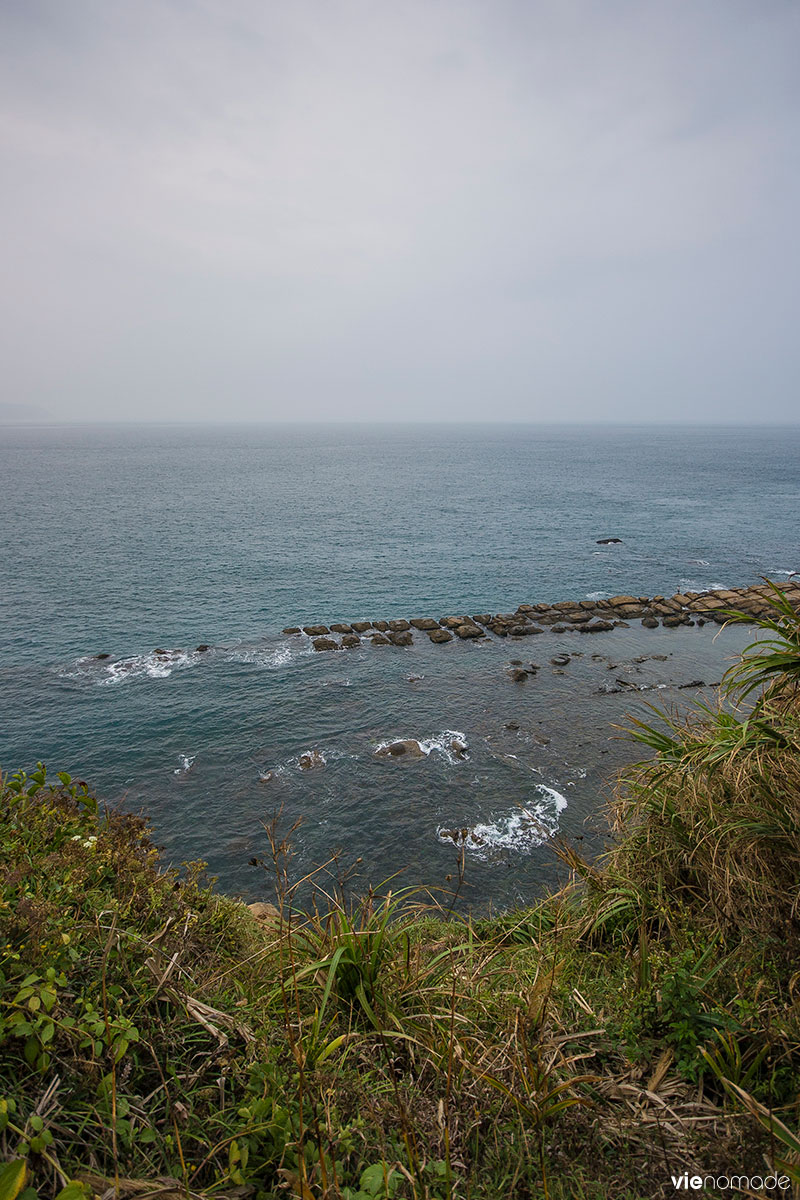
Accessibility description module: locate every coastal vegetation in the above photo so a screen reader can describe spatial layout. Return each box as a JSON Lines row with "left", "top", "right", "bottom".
{"left": 2, "top": 586, "right": 800, "bottom": 1198}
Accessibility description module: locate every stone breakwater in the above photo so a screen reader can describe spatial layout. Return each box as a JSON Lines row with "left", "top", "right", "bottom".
{"left": 283, "top": 582, "right": 800, "bottom": 652}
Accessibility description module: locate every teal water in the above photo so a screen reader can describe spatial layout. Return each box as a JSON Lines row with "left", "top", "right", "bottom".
{"left": 1, "top": 423, "right": 797, "bottom": 909}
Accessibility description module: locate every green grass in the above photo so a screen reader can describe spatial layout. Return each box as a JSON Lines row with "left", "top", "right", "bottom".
{"left": 3, "top": 584, "right": 800, "bottom": 1198}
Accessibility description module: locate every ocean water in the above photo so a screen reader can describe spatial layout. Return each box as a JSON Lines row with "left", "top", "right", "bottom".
{"left": 1, "top": 423, "right": 797, "bottom": 910}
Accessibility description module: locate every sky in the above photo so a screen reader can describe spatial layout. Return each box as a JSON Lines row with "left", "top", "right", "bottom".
{"left": 1, "top": 0, "right": 799, "bottom": 424}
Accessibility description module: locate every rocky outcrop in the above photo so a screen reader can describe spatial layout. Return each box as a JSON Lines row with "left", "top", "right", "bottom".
{"left": 375, "top": 739, "right": 425, "bottom": 759}
{"left": 280, "top": 582, "right": 800, "bottom": 651}
{"left": 298, "top": 749, "right": 326, "bottom": 770}
{"left": 313, "top": 637, "right": 339, "bottom": 651}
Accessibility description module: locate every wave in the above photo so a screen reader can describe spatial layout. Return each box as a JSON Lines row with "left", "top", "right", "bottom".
{"left": 678, "top": 578, "right": 727, "bottom": 594}
{"left": 375, "top": 730, "right": 469, "bottom": 765}
{"left": 99, "top": 649, "right": 201, "bottom": 685}
{"left": 228, "top": 643, "right": 298, "bottom": 669}
{"left": 173, "top": 753, "right": 196, "bottom": 775}
{"left": 436, "top": 785, "right": 567, "bottom": 861}
{"left": 585, "top": 591, "right": 612, "bottom": 601}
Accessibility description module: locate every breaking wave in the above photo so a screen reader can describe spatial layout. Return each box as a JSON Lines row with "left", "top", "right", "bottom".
{"left": 437, "top": 785, "right": 567, "bottom": 861}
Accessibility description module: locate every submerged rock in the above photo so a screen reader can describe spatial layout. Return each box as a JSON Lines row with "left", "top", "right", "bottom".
{"left": 388, "top": 630, "right": 413, "bottom": 646}
{"left": 550, "top": 654, "right": 571, "bottom": 666}
{"left": 283, "top": 627, "right": 301, "bottom": 635}
{"left": 196, "top": 644, "right": 209, "bottom": 652}
{"left": 371, "top": 633, "right": 390, "bottom": 645}
{"left": 95, "top": 652, "right": 111, "bottom": 660}
{"left": 298, "top": 749, "right": 326, "bottom": 770}
{"left": 508, "top": 668, "right": 528, "bottom": 682}
{"left": 596, "top": 537, "right": 622, "bottom": 544}
{"left": 374, "top": 739, "right": 425, "bottom": 760}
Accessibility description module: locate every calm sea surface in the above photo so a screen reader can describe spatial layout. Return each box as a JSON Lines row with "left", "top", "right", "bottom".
{"left": 1, "top": 424, "right": 798, "bottom": 909}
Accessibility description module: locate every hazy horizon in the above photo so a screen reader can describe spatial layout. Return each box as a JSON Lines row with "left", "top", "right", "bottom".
{"left": 2, "top": 1, "right": 799, "bottom": 425}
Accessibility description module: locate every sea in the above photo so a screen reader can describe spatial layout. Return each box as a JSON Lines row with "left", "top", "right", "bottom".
{"left": 1, "top": 423, "right": 798, "bottom": 912}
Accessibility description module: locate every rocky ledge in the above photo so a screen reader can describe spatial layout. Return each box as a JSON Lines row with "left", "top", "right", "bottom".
{"left": 282, "top": 582, "right": 800, "bottom": 651}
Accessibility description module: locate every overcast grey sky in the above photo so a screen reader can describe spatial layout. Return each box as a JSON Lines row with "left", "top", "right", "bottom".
{"left": 1, "top": 0, "right": 798, "bottom": 423}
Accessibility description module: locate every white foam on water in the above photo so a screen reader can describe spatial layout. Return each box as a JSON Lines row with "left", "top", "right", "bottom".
{"left": 99, "top": 649, "right": 200, "bottom": 686}
{"left": 688, "top": 559, "right": 710, "bottom": 566}
{"left": 375, "top": 730, "right": 469, "bottom": 764}
{"left": 173, "top": 754, "right": 196, "bottom": 775}
{"left": 437, "top": 785, "right": 567, "bottom": 861}
{"left": 770, "top": 569, "right": 797, "bottom": 578}
{"left": 679, "top": 579, "right": 728, "bottom": 595}
{"left": 585, "top": 591, "right": 611, "bottom": 601}
{"left": 229, "top": 643, "right": 298, "bottom": 669}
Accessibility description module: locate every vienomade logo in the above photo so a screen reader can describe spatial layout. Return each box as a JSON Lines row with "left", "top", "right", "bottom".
{"left": 671, "top": 1172, "right": 791, "bottom": 1192}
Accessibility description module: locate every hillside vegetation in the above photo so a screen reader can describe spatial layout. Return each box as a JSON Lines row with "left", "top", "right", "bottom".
{"left": 2, "top": 583, "right": 800, "bottom": 1199}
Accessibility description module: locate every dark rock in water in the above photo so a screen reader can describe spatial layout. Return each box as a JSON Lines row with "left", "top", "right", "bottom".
{"left": 298, "top": 749, "right": 326, "bottom": 770}
{"left": 388, "top": 619, "right": 411, "bottom": 632}
{"left": 303, "top": 625, "right": 330, "bottom": 636}
{"left": 196, "top": 644, "right": 209, "bottom": 652}
{"left": 330, "top": 623, "right": 353, "bottom": 634}
{"left": 581, "top": 619, "right": 615, "bottom": 633}
{"left": 352, "top": 621, "right": 372, "bottom": 633}
{"left": 505, "top": 720, "right": 520, "bottom": 730}
{"left": 528, "top": 662, "right": 540, "bottom": 672}
{"left": 596, "top": 537, "right": 622, "bottom": 544}
{"left": 95, "top": 652, "right": 111, "bottom": 660}
{"left": 313, "top": 637, "right": 339, "bottom": 651}
{"left": 641, "top": 617, "right": 659, "bottom": 628}
{"left": 388, "top": 630, "right": 413, "bottom": 646}
{"left": 510, "top": 659, "right": 523, "bottom": 666}
{"left": 154, "top": 648, "right": 167, "bottom": 656}
{"left": 371, "top": 633, "right": 390, "bottom": 645}
{"left": 441, "top": 615, "right": 469, "bottom": 630}
{"left": 509, "top": 668, "right": 528, "bottom": 682}
{"left": 375, "top": 739, "right": 425, "bottom": 760}
{"left": 551, "top": 624, "right": 567, "bottom": 634}
{"left": 450, "top": 738, "right": 469, "bottom": 758}
{"left": 472, "top": 614, "right": 493, "bottom": 625}
{"left": 550, "top": 654, "right": 571, "bottom": 666}
{"left": 341, "top": 634, "right": 361, "bottom": 648}
{"left": 410, "top": 618, "right": 439, "bottom": 630}
{"left": 662, "top": 615, "right": 683, "bottom": 628}
{"left": 283, "top": 626, "right": 301, "bottom": 635}
{"left": 373, "top": 620, "right": 390, "bottom": 632}
{"left": 455, "top": 623, "right": 483, "bottom": 639}
{"left": 679, "top": 680, "right": 705, "bottom": 689}
{"left": 428, "top": 629, "right": 452, "bottom": 643}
